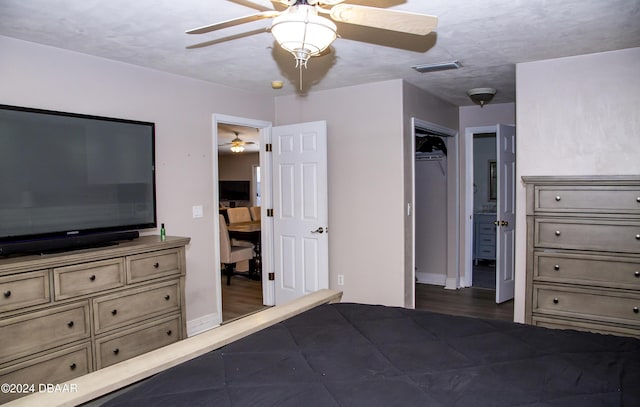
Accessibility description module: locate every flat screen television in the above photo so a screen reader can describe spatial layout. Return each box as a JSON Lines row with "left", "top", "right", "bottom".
{"left": 0, "top": 104, "right": 156, "bottom": 256}
{"left": 219, "top": 180, "right": 250, "bottom": 202}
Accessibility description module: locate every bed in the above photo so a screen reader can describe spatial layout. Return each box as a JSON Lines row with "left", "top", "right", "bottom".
{"left": 8, "top": 289, "right": 640, "bottom": 406}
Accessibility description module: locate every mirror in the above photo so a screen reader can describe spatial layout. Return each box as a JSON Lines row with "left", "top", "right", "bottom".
{"left": 489, "top": 160, "right": 497, "bottom": 201}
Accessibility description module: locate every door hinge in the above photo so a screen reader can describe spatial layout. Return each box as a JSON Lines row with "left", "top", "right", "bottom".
{"left": 268, "top": 272, "right": 275, "bottom": 281}
{"left": 265, "top": 143, "right": 273, "bottom": 152}
{"left": 267, "top": 208, "right": 274, "bottom": 217}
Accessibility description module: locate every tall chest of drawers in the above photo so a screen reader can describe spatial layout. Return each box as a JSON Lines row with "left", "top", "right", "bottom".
{"left": 0, "top": 235, "right": 190, "bottom": 403}
{"left": 523, "top": 176, "right": 640, "bottom": 337}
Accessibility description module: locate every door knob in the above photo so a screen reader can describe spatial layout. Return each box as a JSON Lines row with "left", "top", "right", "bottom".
{"left": 500, "top": 220, "right": 509, "bottom": 227}
{"left": 311, "top": 227, "right": 324, "bottom": 234}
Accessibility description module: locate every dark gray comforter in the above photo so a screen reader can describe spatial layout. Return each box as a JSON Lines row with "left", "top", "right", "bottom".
{"left": 103, "top": 303, "right": 640, "bottom": 406}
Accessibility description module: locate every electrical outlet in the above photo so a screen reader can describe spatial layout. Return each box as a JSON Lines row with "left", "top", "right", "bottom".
{"left": 337, "top": 275, "right": 344, "bottom": 286}
{"left": 192, "top": 205, "right": 203, "bottom": 218}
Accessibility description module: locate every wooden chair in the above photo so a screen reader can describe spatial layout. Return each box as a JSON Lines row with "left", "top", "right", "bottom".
{"left": 226, "top": 207, "right": 254, "bottom": 253}
{"left": 249, "top": 206, "right": 261, "bottom": 222}
{"left": 219, "top": 215, "right": 254, "bottom": 285}
{"left": 227, "top": 207, "right": 252, "bottom": 224}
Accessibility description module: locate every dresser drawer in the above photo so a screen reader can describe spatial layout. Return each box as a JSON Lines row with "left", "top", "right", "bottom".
{"left": 93, "top": 280, "right": 180, "bottom": 334}
{"left": 0, "top": 270, "right": 50, "bottom": 313}
{"left": 477, "top": 245, "right": 496, "bottom": 259}
{"left": 535, "top": 185, "right": 640, "bottom": 214}
{"left": 0, "top": 302, "right": 90, "bottom": 364}
{"left": 53, "top": 258, "right": 125, "bottom": 300}
{"left": 533, "top": 285, "right": 640, "bottom": 327}
{"left": 531, "top": 315, "right": 640, "bottom": 338}
{"left": 126, "top": 249, "right": 181, "bottom": 283}
{"left": 96, "top": 315, "right": 181, "bottom": 368}
{"left": 535, "top": 252, "right": 640, "bottom": 289}
{"left": 0, "top": 343, "right": 91, "bottom": 403}
{"left": 477, "top": 223, "right": 496, "bottom": 234}
{"left": 535, "top": 218, "right": 640, "bottom": 253}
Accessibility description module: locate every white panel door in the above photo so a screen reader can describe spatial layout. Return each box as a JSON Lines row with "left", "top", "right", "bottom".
{"left": 272, "top": 121, "right": 328, "bottom": 305}
{"left": 495, "top": 124, "right": 516, "bottom": 303}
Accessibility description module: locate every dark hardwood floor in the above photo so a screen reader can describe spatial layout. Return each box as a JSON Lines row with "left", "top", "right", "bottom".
{"left": 220, "top": 277, "right": 514, "bottom": 323}
{"left": 221, "top": 276, "right": 268, "bottom": 322}
{"left": 415, "top": 283, "right": 514, "bottom": 322}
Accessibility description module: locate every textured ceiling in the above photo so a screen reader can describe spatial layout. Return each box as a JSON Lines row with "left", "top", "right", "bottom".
{"left": 1, "top": 0, "right": 639, "bottom": 107}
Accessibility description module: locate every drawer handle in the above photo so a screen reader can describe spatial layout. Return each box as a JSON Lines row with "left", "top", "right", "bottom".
{"left": 166, "top": 330, "right": 172, "bottom": 336}
{"left": 69, "top": 363, "right": 77, "bottom": 371}
{"left": 111, "top": 309, "right": 118, "bottom": 316}
{"left": 113, "top": 348, "right": 120, "bottom": 355}
{"left": 67, "top": 321, "right": 74, "bottom": 328}
{"left": 553, "top": 298, "right": 559, "bottom": 304}
{"left": 636, "top": 234, "right": 640, "bottom": 240}
{"left": 635, "top": 271, "right": 640, "bottom": 278}
{"left": 154, "top": 262, "right": 160, "bottom": 268}
{"left": 555, "top": 195, "right": 561, "bottom": 202}
{"left": 164, "top": 294, "right": 171, "bottom": 301}
{"left": 637, "top": 197, "right": 640, "bottom": 203}
{"left": 89, "top": 275, "right": 96, "bottom": 281}
{"left": 634, "top": 307, "right": 639, "bottom": 314}
{"left": 3, "top": 290, "right": 10, "bottom": 298}
{"left": 554, "top": 264, "right": 560, "bottom": 271}
{"left": 555, "top": 230, "right": 561, "bottom": 236}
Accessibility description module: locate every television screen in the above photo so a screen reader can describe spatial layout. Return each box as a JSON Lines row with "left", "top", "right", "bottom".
{"left": 0, "top": 104, "right": 156, "bottom": 254}
{"left": 219, "top": 180, "right": 250, "bottom": 201}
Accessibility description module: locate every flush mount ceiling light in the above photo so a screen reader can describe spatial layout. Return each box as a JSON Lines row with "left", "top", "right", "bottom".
{"left": 467, "top": 88, "right": 497, "bottom": 108}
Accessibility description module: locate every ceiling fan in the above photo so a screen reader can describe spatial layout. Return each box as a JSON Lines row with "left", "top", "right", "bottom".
{"left": 187, "top": 0, "right": 438, "bottom": 88}
{"left": 219, "top": 131, "right": 256, "bottom": 153}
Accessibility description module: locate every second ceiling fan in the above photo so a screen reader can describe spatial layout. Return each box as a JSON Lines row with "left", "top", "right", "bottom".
{"left": 187, "top": 1, "right": 438, "bottom": 88}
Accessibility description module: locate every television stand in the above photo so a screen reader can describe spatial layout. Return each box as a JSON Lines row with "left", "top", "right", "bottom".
{"left": 0, "top": 235, "right": 190, "bottom": 403}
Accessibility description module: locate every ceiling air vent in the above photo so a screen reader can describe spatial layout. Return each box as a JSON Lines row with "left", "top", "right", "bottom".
{"left": 412, "top": 60, "right": 461, "bottom": 73}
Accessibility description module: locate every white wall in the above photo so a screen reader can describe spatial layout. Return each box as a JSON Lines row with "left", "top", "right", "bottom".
{"left": 514, "top": 47, "right": 640, "bottom": 322}
{"left": 473, "top": 136, "right": 497, "bottom": 211}
{"left": 0, "top": 36, "right": 275, "bottom": 331}
{"left": 275, "top": 80, "right": 406, "bottom": 306}
{"left": 414, "top": 158, "right": 448, "bottom": 285}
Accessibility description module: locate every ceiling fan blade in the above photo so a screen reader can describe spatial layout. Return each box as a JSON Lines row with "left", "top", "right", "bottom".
{"left": 186, "top": 10, "right": 279, "bottom": 34}
{"left": 187, "top": 28, "right": 267, "bottom": 49}
{"left": 229, "top": 0, "right": 275, "bottom": 12}
{"left": 330, "top": 4, "right": 437, "bottom": 36}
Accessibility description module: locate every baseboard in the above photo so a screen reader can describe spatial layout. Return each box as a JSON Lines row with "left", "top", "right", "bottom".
{"left": 415, "top": 272, "right": 446, "bottom": 286}
{"left": 444, "top": 277, "right": 458, "bottom": 290}
{"left": 186, "top": 312, "right": 220, "bottom": 337}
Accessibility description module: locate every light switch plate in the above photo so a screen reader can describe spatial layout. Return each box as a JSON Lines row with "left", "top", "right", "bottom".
{"left": 192, "top": 205, "right": 203, "bottom": 218}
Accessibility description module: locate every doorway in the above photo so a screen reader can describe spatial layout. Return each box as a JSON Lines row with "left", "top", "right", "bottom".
{"left": 412, "top": 118, "right": 458, "bottom": 302}
{"left": 471, "top": 132, "right": 497, "bottom": 290}
{"left": 213, "top": 115, "right": 273, "bottom": 325}
{"left": 463, "top": 125, "right": 516, "bottom": 304}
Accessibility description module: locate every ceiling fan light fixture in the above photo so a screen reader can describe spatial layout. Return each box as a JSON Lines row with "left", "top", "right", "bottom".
{"left": 270, "top": 4, "right": 337, "bottom": 68}
{"left": 230, "top": 144, "right": 245, "bottom": 153}
{"left": 467, "top": 87, "right": 497, "bottom": 107}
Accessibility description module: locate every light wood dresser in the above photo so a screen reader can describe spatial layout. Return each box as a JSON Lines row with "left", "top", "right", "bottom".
{"left": 523, "top": 176, "right": 640, "bottom": 338}
{"left": 0, "top": 235, "right": 190, "bottom": 403}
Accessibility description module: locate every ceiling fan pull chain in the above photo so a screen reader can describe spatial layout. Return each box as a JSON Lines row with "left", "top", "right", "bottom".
{"left": 299, "top": 63, "right": 304, "bottom": 91}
